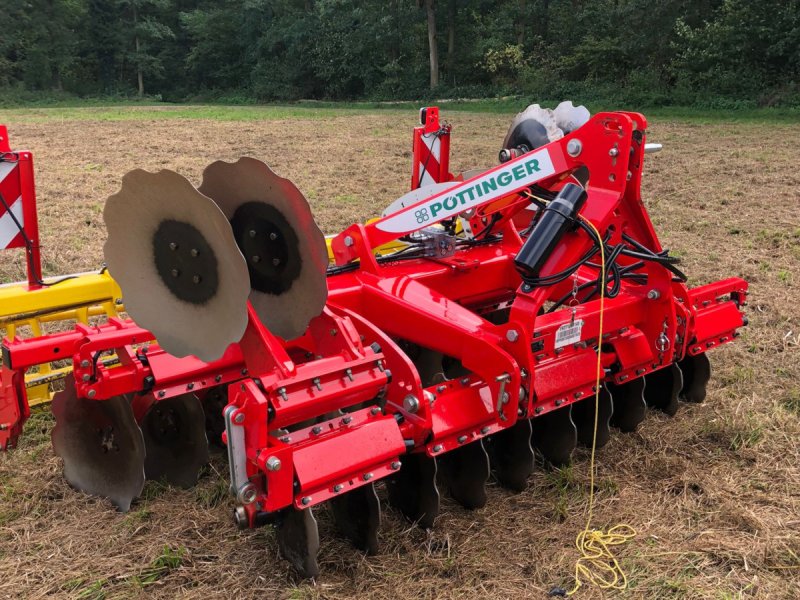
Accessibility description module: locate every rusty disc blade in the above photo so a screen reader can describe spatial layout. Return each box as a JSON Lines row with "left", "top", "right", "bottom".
{"left": 51, "top": 378, "right": 145, "bottom": 512}
{"left": 329, "top": 482, "right": 381, "bottom": 555}
{"left": 678, "top": 353, "right": 711, "bottom": 403}
{"left": 199, "top": 158, "right": 328, "bottom": 340}
{"left": 386, "top": 452, "right": 440, "bottom": 529}
{"left": 572, "top": 385, "right": 614, "bottom": 448}
{"left": 438, "top": 439, "right": 490, "bottom": 509}
{"left": 644, "top": 364, "right": 683, "bottom": 416}
{"left": 276, "top": 507, "right": 320, "bottom": 578}
{"left": 532, "top": 405, "right": 577, "bottom": 467}
{"left": 140, "top": 394, "right": 210, "bottom": 488}
{"left": 486, "top": 418, "right": 535, "bottom": 492}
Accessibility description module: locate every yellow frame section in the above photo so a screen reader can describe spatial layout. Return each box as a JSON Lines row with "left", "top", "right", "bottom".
{"left": 1, "top": 235, "right": 408, "bottom": 406}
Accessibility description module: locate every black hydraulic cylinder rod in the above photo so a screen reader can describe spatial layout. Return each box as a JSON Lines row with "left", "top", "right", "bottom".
{"left": 514, "top": 182, "right": 588, "bottom": 279}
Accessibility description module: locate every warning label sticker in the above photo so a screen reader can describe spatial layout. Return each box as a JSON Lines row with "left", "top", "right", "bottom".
{"left": 555, "top": 319, "right": 584, "bottom": 349}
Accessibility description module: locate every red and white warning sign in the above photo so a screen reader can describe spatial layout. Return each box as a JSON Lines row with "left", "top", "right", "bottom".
{"left": 0, "top": 159, "right": 26, "bottom": 250}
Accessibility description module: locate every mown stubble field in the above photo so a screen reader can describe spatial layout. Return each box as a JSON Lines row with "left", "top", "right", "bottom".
{"left": 0, "top": 106, "right": 798, "bottom": 599}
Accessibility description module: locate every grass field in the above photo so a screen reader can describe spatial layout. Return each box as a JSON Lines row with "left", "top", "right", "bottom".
{"left": 0, "top": 104, "right": 798, "bottom": 599}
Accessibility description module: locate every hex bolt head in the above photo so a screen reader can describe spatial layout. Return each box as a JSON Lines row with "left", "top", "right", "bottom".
{"left": 403, "top": 395, "right": 420, "bottom": 413}
{"left": 480, "top": 426, "right": 490, "bottom": 434}
{"left": 432, "top": 444, "right": 443, "bottom": 453}
{"left": 344, "top": 235, "right": 355, "bottom": 247}
{"left": 312, "top": 426, "right": 322, "bottom": 435}
{"left": 341, "top": 416, "right": 352, "bottom": 425}
{"left": 457, "top": 435, "right": 468, "bottom": 444}
{"left": 647, "top": 289, "right": 660, "bottom": 300}
{"left": 567, "top": 139, "right": 583, "bottom": 157}
{"left": 333, "top": 484, "right": 344, "bottom": 493}
{"left": 506, "top": 329, "right": 519, "bottom": 343}
{"left": 362, "top": 473, "right": 373, "bottom": 481}
{"left": 87, "top": 389, "right": 96, "bottom": 398}
{"left": 266, "top": 456, "right": 282, "bottom": 471}
{"left": 391, "top": 461, "right": 401, "bottom": 470}
{"left": 609, "top": 147, "right": 619, "bottom": 157}
{"left": 80, "top": 359, "right": 90, "bottom": 368}
{"left": 234, "top": 412, "right": 245, "bottom": 424}
{"left": 301, "top": 496, "right": 311, "bottom": 506}
{"left": 81, "top": 373, "right": 90, "bottom": 382}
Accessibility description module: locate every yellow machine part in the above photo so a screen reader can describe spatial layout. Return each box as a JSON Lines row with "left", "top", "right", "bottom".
{"left": 0, "top": 235, "right": 408, "bottom": 406}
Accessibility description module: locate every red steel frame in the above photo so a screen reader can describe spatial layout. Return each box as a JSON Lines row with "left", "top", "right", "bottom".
{"left": 0, "top": 111, "right": 747, "bottom": 527}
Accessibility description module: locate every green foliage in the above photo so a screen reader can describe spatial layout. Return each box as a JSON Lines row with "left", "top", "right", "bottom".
{"left": 1, "top": 0, "right": 799, "bottom": 106}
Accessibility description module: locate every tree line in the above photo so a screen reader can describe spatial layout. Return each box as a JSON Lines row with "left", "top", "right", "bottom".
{"left": 2, "top": 0, "right": 798, "bottom": 108}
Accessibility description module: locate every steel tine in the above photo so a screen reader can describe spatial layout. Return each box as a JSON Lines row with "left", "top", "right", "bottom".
{"left": 609, "top": 377, "right": 647, "bottom": 432}
{"left": 141, "top": 393, "right": 210, "bottom": 488}
{"left": 438, "top": 439, "right": 490, "bottom": 509}
{"left": 276, "top": 507, "right": 320, "bottom": 579}
{"left": 532, "top": 405, "right": 577, "bottom": 466}
{"left": 329, "top": 482, "right": 381, "bottom": 555}
{"left": 386, "top": 453, "right": 440, "bottom": 529}
{"left": 644, "top": 364, "right": 683, "bottom": 416}
{"left": 678, "top": 353, "right": 711, "bottom": 403}
{"left": 572, "top": 386, "right": 614, "bottom": 448}
{"left": 485, "top": 419, "right": 534, "bottom": 492}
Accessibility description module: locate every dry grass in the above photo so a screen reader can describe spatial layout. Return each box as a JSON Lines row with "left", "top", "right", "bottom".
{"left": 1, "top": 108, "right": 799, "bottom": 599}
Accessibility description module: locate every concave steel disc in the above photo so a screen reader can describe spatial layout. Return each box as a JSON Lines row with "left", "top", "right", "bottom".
{"left": 553, "top": 101, "right": 591, "bottom": 134}
{"left": 199, "top": 158, "right": 328, "bottom": 340}
{"left": 103, "top": 168, "right": 250, "bottom": 362}
{"left": 140, "top": 394, "right": 210, "bottom": 488}
{"left": 502, "top": 103, "right": 564, "bottom": 152}
{"left": 51, "top": 378, "right": 145, "bottom": 512}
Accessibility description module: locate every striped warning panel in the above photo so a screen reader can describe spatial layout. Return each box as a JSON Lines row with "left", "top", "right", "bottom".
{"left": 417, "top": 131, "right": 443, "bottom": 187}
{"left": 0, "top": 160, "right": 25, "bottom": 250}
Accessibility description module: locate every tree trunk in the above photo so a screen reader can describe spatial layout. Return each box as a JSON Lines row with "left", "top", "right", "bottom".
{"left": 517, "top": 0, "right": 526, "bottom": 46}
{"left": 425, "top": 0, "right": 439, "bottom": 89}
{"left": 134, "top": 5, "right": 143, "bottom": 97}
{"left": 447, "top": 0, "right": 456, "bottom": 62}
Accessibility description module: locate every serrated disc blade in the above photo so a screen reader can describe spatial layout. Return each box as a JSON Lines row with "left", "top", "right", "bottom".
{"left": 532, "top": 405, "right": 576, "bottom": 466}
{"left": 644, "top": 364, "right": 683, "bottom": 416}
{"left": 140, "top": 394, "right": 209, "bottom": 488}
{"left": 329, "top": 482, "right": 381, "bottom": 555}
{"left": 199, "top": 158, "right": 328, "bottom": 340}
{"left": 609, "top": 377, "right": 647, "bottom": 433}
{"left": 502, "top": 104, "right": 564, "bottom": 152}
{"left": 678, "top": 353, "right": 711, "bottom": 403}
{"left": 553, "top": 101, "right": 591, "bottom": 134}
{"left": 51, "top": 378, "right": 145, "bottom": 512}
{"left": 572, "top": 386, "right": 614, "bottom": 448}
{"left": 276, "top": 507, "right": 320, "bottom": 578}
{"left": 103, "top": 168, "right": 250, "bottom": 362}
{"left": 486, "top": 419, "right": 534, "bottom": 492}
{"left": 386, "top": 453, "right": 440, "bottom": 529}
{"left": 438, "top": 440, "right": 490, "bottom": 509}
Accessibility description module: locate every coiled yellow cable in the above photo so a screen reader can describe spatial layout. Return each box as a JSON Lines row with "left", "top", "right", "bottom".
{"left": 568, "top": 217, "right": 636, "bottom": 596}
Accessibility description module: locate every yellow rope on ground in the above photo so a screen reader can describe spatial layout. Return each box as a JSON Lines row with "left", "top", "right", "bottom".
{"left": 567, "top": 217, "right": 636, "bottom": 596}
